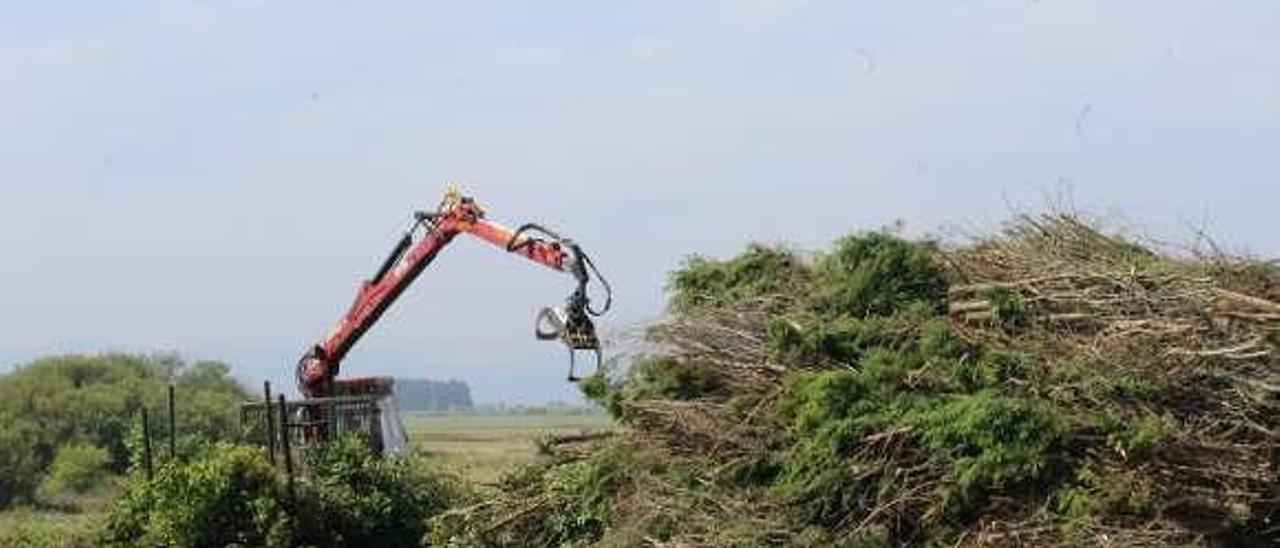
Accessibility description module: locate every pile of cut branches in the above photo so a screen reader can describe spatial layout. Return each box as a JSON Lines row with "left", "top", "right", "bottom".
{"left": 429, "top": 214, "right": 1280, "bottom": 547}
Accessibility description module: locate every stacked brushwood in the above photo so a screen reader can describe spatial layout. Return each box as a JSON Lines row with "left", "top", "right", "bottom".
{"left": 427, "top": 214, "right": 1280, "bottom": 547}
{"left": 945, "top": 215, "right": 1280, "bottom": 545}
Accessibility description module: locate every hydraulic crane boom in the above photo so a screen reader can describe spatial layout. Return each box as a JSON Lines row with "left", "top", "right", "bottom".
{"left": 296, "top": 188, "right": 610, "bottom": 398}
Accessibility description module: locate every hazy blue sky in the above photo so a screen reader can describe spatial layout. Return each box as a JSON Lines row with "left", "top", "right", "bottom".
{"left": 2, "top": 1, "right": 1277, "bottom": 402}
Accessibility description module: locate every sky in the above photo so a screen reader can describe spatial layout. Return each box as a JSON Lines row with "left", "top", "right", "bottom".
{"left": 2, "top": 1, "right": 1278, "bottom": 403}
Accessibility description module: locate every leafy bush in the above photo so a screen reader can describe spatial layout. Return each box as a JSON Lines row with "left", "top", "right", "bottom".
{"left": 303, "top": 436, "right": 458, "bottom": 547}
{"left": 101, "top": 444, "right": 294, "bottom": 547}
{"left": 579, "top": 370, "right": 625, "bottom": 419}
{"left": 102, "top": 438, "right": 461, "bottom": 548}
{"left": 38, "top": 443, "right": 110, "bottom": 498}
{"left": 427, "top": 440, "right": 631, "bottom": 547}
{"left": 0, "top": 506, "right": 102, "bottom": 548}
{"left": 809, "top": 232, "right": 946, "bottom": 318}
{"left": 628, "top": 357, "right": 721, "bottom": 401}
{"left": 909, "top": 391, "right": 1066, "bottom": 509}
{"left": 985, "top": 286, "right": 1027, "bottom": 328}
{"left": 582, "top": 357, "right": 723, "bottom": 420}
{"left": 764, "top": 306, "right": 944, "bottom": 367}
{"left": 0, "top": 354, "right": 247, "bottom": 509}
{"left": 669, "top": 244, "right": 810, "bottom": 312}
{"left": 0, "top": 416, "right": 42, "bottom": 507}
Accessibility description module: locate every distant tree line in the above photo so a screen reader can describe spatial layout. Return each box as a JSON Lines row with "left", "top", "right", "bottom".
{"left": 393, "top": 378, "right": 473, "bottom": 411}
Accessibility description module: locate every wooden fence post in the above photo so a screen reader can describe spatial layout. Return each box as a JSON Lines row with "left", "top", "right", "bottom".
{"left": 140, "top": 407, "right": 153, "bottom": 480}
{"left": 278, "top": 394, "right": 294, "bottom": 499}
{"left": 167, "top": 384, "right": 177, "bottom": 460}
{"left": 264, "top": 381, "right": 276, "bottom": 465}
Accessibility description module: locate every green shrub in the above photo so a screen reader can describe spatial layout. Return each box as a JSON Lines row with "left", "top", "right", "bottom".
{"left": 809, "top": 232, "right": 946, "bottom": 318}
{"left": 101, "top": 444, "right": 293, "bottom": 547}
{"left": 38, "top": 442, "right": 109, "bottom": 498}
{"left": 582, "top": 358, "right": 724, "bottom": 421}
{"left": 579, "top": 370, "right": 625, "bottom": 419}
{"left": 0, "top": 416, "right": 42, "bottom": 507}
{"left": 0, "top": 353, "right": 248, "bottom": 510}
{"left": 0, "top": 506, "right": 102, "bottom": 548}
{"left": 303, "top": 436, "right": 458, "bottom": 548}
{"left": 629, "top": 357, "right": 721, "bottom": 401}
{"left": 1102, "top": 414, "right": 1166, "bottom": 462}
{"left": 774, "top": 365, "right": 919, "bottom": 526}
{"left": 985, "top": 286, "right": 1027, "bottom": 328}
{"left": 101, "top": 444, "right": 294, "bottom": 547}
{"left": 669, "top": 244, "right": 810, "bottom": 312}
{"left": 948, "top": 351, "right": 1029, "bottom": 393}
{"left": 429, "top": 441, "right": 630, "bottom": 547}
{"left": 908, "top": 391, "right": 1067, "bottom": 510}
{"left": 767, "top": 316, "right": 883, "bottom": 367}
{"left": 775, "top": 351, "right": 1069, "bottom": 529}
{"left": 1057, "top": 464, "right": 1156, "bottom": 531}
{"left": 765, "top": 306, "right": 949, "bottom": 369}
{"left": 102, "top": 438, "right": 460, "bottom": 548}
{"left": 542, "top": 443, "right": 628, "bottom": 544}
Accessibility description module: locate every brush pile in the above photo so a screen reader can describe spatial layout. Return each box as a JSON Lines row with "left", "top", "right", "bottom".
{"left": 428, "top": 214, "right": 1280, "bottom": 547}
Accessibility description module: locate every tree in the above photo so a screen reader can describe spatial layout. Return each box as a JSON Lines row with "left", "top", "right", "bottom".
{"left": 0, "top": 353, "right": 249, "bottom": 509}
{"left": 38, "top": 442, "right": 109, "bottom": 497}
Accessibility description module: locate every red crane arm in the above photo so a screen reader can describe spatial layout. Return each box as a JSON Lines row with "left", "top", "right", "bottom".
{"left": 296, "top": 190, "right": 606, "bottom": 398}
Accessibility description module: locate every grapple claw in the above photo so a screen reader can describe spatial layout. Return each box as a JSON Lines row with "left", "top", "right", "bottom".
{"left": 535, "top": 305, "right": 601, "bottom": 381}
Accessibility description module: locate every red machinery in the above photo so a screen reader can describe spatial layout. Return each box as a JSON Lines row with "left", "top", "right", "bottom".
{"left": 296, "top": 188, "right": 611, "bottom": 399}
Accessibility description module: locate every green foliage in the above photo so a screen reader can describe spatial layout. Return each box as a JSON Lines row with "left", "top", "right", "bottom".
{"left": 776, "top": 363, "right": 1069, "bottom": 530}
{"left": 628, "top": 357, "right": 721, "bottom": 401}
{"left": 666, "top": 232, "right": 945, "bottom": 322}
{"left": 1102, "top": 414, "right": 1166, "bottom": 462}
{"left": 581, "top": 358, "right": 722, "bottom": 421}
{"left": 541, "top": 443, "right": 627, "bottom": 545}
{"left": 0, "top": 353, "right": 247, "bottom": 509}
{"left": 0, "top": 415, "right": 42, "bottom": 507}
{"left": 303, "top": 436, "right": 458, "bottom": 548}
{"left": 619, "top": 231, "right": 1084, "bottom": 543}
{"left": 793, "top": 527, "right": 892, "bottom": 548}
{"left": 579, "top": 371, "right": 625, "bottom": 419}
{"left": 948, "top": 351, "right": 1029, "bottom": 393}
{"left": 429, "top": 441, "right": 630, "bottom": 547}
{"left": 771, "top": 314, "right": 1066, "bottom": 533}
{"left": 101, "top": 444, "right": 293, "bottom": 548}
{"left": 0, "top": 505, "right": 103, "bottom": 548}
{"left": 174, "top": 360, "right": 242, "bottom": 396}
{"left": 38, "top": 443, "right": 110, "bottom": 498}
{"left": 457, "top": 225, "right": 1271, "bottom": 545}
{"left": 1056, "top": 465, "right": 1156, "bottom": 528}
{"left": 1088, "top": 372, "right": 1161, "bottom": 403}
{"left": 985, "top": 286, "right": 1027, "bottom": 328}
{"left": 774, "top": 361, "right": 920, "bottom": 526}
{"left": 102, "top": 438, "right": 461, "bottom": 548}
{"left": 909, "top": 391, "right": 1066, "bottom": 508}
{"left": 669, "top": 244, "right": 810, "bottom": 312}
{"left": 809, "top": 232, "right": 946, "bottom": 318}
{"left": 0, "top": 350, "right": 245, "bottom": 509}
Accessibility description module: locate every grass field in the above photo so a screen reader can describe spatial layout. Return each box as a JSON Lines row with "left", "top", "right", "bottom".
{"left": 0, "top": 482, "right": 118, "bottom": 548}
{"left": 0, "top": 507, "right": 100, "bottom": 548}
{"left": 404, "top": 411, "right": 614, "bottom": 483}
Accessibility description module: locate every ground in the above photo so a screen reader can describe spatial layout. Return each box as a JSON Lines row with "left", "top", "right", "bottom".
{"left": 0, "top": 481, "right": 119, "bottom": 548}
{"left": 0, "top": 410, "right": 613, "bottom": 546}
{"left": 403, "top": 411, "right": 614, "bottom": 483}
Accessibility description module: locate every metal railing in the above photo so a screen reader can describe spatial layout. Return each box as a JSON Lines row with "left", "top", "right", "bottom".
{"left": 240, "top": 384, "right": 389, "bottom": 460}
